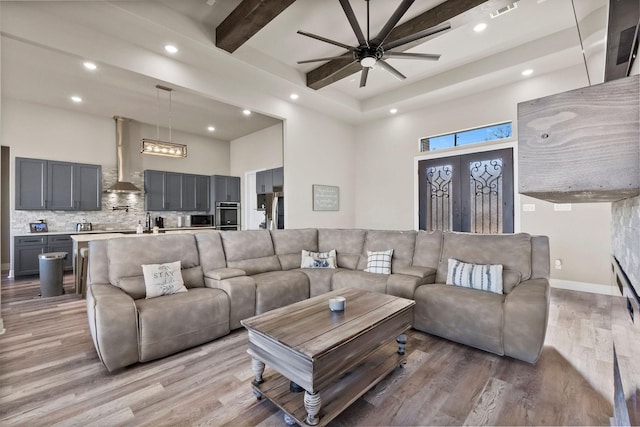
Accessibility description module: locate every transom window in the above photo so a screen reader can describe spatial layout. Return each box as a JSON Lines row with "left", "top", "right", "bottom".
{"left": 419, "top": 122, "right": 512, "bottom": 152}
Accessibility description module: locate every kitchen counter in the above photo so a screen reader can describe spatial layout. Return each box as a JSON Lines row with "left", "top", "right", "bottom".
{"left": 14, "top": 226, "right": 217, "bottom": 237}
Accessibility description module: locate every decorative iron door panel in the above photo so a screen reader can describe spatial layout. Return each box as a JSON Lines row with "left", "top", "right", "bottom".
{"left": 419, "top": 149, "right": 513, "bottom": 233}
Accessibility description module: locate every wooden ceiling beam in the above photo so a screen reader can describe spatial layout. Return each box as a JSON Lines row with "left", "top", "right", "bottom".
{"left": 306, "top": 0, "right": 513, "bottom": 90}
{"left": 216, "top": 0, "right": 296, "bottom": 53}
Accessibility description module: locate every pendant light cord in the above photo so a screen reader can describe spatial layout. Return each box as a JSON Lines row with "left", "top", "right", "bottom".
{"left": 571, "top": 0, "right": 591, "bottom": 86}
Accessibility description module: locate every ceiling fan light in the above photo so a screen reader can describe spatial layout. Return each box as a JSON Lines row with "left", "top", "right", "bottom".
{"left": 361, "top": 56, "right": 376, "bottom": 68}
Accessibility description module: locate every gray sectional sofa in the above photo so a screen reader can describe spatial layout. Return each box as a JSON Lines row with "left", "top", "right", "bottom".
{"left": 86, "top": 228, "right": 550, "bottom": 372}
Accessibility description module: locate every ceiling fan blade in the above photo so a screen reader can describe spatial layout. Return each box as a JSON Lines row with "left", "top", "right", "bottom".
{"left": 359, "top": 67, "right": 369, "bottom": 88}
{"left": 371, "top": 0, "right": 415, "bottom": 46}
{"left": 339, "top": 0, "right": 367, "bottom": 47}
{"left": 297, "top": 53, "right": 353, "bottom": 64}
{"left": 384, "top": 51, "right": 440, "bottom": 61}
{"left": 377, "top": 59, "right": 406, "bottom": 81}
{"left": 297, "top": 30, "right": 355, "bottom": 51}
{"left": 382, "top": 22, "right": 450, "bottom": 51}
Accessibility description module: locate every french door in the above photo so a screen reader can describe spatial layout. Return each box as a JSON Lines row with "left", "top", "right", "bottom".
{"left": 418, "top": 148, "right": 514, "bottom": 233}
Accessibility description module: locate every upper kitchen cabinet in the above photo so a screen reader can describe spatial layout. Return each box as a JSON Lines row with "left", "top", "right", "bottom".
{"left": 182, "top": 174, "right": 210, "bottom": 211}
{"left": 518, "top": 74, "right": 639, "bottom": 203}
{"left": 256, "top": 169, "right": 273, "bottom": 194}
{"left": 15, "top": 157, "right": 102, "bottom": 210}
{"left": 211, "top": 175, "right": 240, "bottom": 202}
{"left": 272, "top": 167, "right": 284, "bottom": 190}
{"left": 256, "top": 167, "right": 284, "bottom": 194}
{"left": 15, "top": 157, "right": 47, "bottom": 210}
{"left": 144, "top": 170, "right": 211, "bottom": 211}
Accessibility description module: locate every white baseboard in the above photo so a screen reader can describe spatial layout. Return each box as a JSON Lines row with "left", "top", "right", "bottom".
{"left": 550, "top": 278, "right": 617, "bottom": 296}
{"left": 0, "top": 318, "right": 5, "bottom": 335}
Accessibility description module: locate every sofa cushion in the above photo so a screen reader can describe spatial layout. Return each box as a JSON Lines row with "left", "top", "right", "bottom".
{"left": 117, "top": 266, "right": 204, "bottom": 300}
{"left": 414, "top": 284, "right": 505, "bottom": 355}
{"left": 332, "top": 270, "right": 387, "bottom": 294}
{"left": 195, "top": 232, "right": 227, "bottom": 272}
{"left": 436, "top": 232, "right": 532, "bottom": 284}
{"left": 364, "top": 249, "right": 394, "bottom": 274}
{"left": 107, "top": 235, "right": 203, "bottom": 299}
{"left": 446, "top": 258, "right": 503, "bottom": 294}
{"left": 298, "top": 268, "right": 342, "bottom": 297}
{"left": 142, "top": 260, "right": 188, "bottom": 299}
{"left": 318, "top": 229, "right": 366, "bottom": 270}
{"left": 252, "top": 270, "right": 310, "bottom": 314}
{"left": 221, "top": 230, "right": 281, "bottom": 275}
{"left": 271, "top": 228, "right": 319, "bottom": 270}
{"left": 136, "top": 288, "right": 230, "bottom": 362}
{"left": 357, "top": 230, "right": 416, "bottom": 271}
{"left": 412, "top": 230, "right": 443, "bottom": 269}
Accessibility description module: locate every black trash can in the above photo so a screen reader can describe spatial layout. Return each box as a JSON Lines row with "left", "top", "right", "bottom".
{"left": 38, "top": 252, "right": 67, "bottom": 297}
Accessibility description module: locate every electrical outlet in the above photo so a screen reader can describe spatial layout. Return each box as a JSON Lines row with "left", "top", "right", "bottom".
{"left": 554, "top": 259, "right": 562, "bottom": 270}
{"left": 522, "top": 204, "right": 536, "bottom": 212}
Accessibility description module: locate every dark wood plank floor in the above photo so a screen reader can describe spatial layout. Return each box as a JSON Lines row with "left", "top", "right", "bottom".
{"left": 0, "top": 273, "right": 613, "bottom": 426}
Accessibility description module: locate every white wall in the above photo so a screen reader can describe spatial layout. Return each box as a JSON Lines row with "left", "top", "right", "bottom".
{"left": 354, "top": 64, "right": 613, "bottom": 288}
{"left": 283, "top": 105, "right": 357, "bottom": 229}
{"left": 230, "top": 123, "right": 283, "bottom": 175}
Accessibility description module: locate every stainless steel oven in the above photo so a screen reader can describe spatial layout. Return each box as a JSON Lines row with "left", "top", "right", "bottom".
{"left": 215, "top": 202, "right": 240, "bottom": 230}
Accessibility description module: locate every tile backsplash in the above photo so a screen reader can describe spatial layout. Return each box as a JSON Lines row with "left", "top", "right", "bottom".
{"left": 11, "top": 169, "right": 208, "bottom": 235}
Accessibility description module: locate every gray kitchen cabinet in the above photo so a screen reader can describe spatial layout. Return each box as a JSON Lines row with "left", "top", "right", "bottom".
{"left": 212, "top": 175, "right": 240, "bottom": 202}
{"left": 145, "top": 170, "right": 210, "bottom": 211}
{"left": 195, "top": 175, "right": 210, "bottom": 210}
{"left": 164, "top": 172, "right": 183, "bottom": 211}
{"left": 144, "top": 170, "right": 166, "bottom": 211}
{"left": 76, "top": 163, "right": 102, "bottom": 210}
{"left": 14, "top": 235, "right": 73, "bottom": 277}
{"left": 182, "top": 174, "right": 210, "bottom": 211}
{"left": 256, "top": 169, "right": 273, "bottom": 194}
{"left": 47, "top": 161, "right": 75, "bottom": 210}
{"left": 15, "top": 158, "right": 47, "bottom": 210}
{"left": 256, "top": 167, "right": 284, "bottom": 194}
{"left": 15, "top": 157, "right": 102, "bottom": 211}
{"left": 272, "top": 167, "right": 284, "bottom": 189}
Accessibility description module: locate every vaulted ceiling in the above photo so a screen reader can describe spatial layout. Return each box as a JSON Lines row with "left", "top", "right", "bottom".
{"left": 0, "top": 0, "right": 608, "bottom": 139}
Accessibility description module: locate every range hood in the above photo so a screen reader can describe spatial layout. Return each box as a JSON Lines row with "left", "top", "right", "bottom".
{"left": 107, "top": 116, "right": 142, "bottom": 193}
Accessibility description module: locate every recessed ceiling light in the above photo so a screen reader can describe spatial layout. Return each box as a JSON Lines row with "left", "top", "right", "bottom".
{"left": 71, "top": 96, "right": 83, "bottom": 103}
{"left": 207, "top": 126, "right": 215, "bottom": 132}
{"left": 289, "top": 93, "right": 299, "bottom": 100}
{"left": 164, "top": 44, "right": 178, "bottom": 54}
{"left": 243, "top": 109, "right": 251, "bottom": 116}
{"left": 390, "top": 108, "right": 398, "bottom": 114}
{"left": 473, "top": 23, "right": 487, "bottom": 32}
{"left": 83, "top": 61, "right": 97, "bottom": 71}
{"left": 521, "top": 69, "right": 534, "bottom": 76}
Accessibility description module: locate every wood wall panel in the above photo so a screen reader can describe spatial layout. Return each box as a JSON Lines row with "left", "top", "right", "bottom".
{"left": 518, "top": 74, "right": 639, "bottom": 203}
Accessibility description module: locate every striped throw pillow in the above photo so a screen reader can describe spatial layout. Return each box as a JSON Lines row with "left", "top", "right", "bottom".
{"left": 365, "top": 249, "right": 394, "bottom": 274}
{"left": 446, "top": 258, "right": 503, "bottom": 294}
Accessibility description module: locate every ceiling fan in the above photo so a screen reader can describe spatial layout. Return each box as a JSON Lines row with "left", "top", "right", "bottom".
{"left": 297, "top": 0, "right": 451, "bottom": 88}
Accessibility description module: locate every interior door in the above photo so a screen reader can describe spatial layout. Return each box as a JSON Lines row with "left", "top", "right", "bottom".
{"left": 418, "top": 148, "right": 513, "bottom": 233}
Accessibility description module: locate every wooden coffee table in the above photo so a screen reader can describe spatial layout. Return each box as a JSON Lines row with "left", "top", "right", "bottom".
{"left": 241, "top": 288, "right": 415, "bottom": 426}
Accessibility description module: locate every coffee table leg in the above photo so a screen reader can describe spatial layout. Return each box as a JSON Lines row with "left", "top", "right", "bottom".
{"left": 304, "top": 391, "right": 321, "bottom": 425}
{"left": 251, "top": 358, "right": 265, "bottom": 385}
{"left": 396, "top": 334, "right": 407, "bottom": 355}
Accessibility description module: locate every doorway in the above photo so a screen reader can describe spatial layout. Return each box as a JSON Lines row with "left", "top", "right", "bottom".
{"left": 418, "top": 148, "right": 514, "bottom": 233}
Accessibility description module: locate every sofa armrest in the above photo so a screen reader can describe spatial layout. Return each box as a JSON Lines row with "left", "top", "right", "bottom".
{"left": 204, "top": 267, "right": 246, "bottom": 280}
{"left": 86, "top": 283, "right": 139, "bottom": 372}
{"left": 393, "top": 266, "right": 437, "bottom": 282}
{"left": 503, "top": 278, "right": 550, "bottom": 364}
{"left": 205, "top": 276, "right": 255, "bottom": 330}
